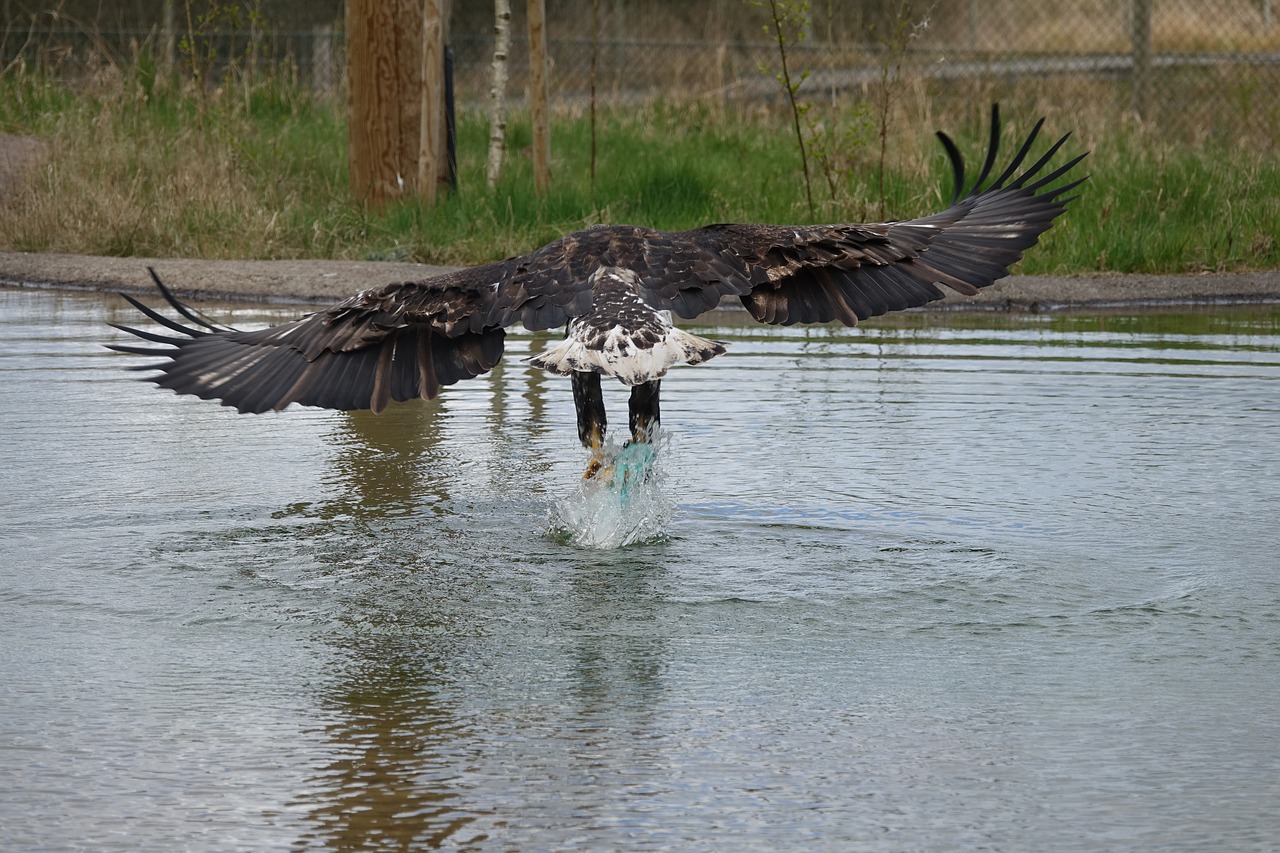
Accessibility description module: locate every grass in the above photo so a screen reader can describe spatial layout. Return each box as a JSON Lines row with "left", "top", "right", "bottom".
{"left": 0, "top": 62, "right": 1278, "bottom": 275}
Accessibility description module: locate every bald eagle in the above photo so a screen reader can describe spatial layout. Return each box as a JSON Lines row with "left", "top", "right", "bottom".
{"left": 110, "top": 106, "right": 1085, "bottom": 479}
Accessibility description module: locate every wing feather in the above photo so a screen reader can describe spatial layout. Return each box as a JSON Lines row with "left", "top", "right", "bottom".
{"left": 114, "top": 271, "right": 506, "bottom": 414}
{"left": 676, "top": 104, "right": 1087, "bottom": 326}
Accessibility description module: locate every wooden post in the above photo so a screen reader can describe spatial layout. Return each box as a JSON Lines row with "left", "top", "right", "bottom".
{"left": 528, "top": 0, "right": 552, "bottom": 194}
{"left": 393, "top": 0, "right": 423, "bottom": 196}
{"left": 346, "top": 0, "right": 451, "bottom": 207}
{"left": 347, "top": 0, "right": 407, "bottom": 206}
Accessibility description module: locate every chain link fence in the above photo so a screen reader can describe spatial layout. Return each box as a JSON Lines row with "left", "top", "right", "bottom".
{"left": 3, "top": 1, "right": 1278, "bottom": 141}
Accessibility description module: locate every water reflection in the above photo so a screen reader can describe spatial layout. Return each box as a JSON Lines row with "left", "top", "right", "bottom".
{"left": 295, "top": 632, "right": 478, "bottom": 850}
{"left": 265, "top": 354, "right": 677, "bottom": 845}
{"left": 5, "top": 288, "right": 1280, "bottom": 851}
{"left": 276, "top": 337, "right": 561, "bottom": 526}
{"left": 561, "top": 557, "right": 670, "bottom": 728}
{"left": 323, "top": 403, "right": 452, "bottom": 521}
{"left": 284, "top": 545, "right": 677, "bottom": 848}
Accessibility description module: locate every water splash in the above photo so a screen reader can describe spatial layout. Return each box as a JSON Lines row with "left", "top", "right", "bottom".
{"left": 550, "top": 432, "right": 675, "bottom": 549}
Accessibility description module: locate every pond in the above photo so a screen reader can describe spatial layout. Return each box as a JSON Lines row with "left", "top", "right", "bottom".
{"left": 2, "top": 285, "right": 1278, "bottom": 850}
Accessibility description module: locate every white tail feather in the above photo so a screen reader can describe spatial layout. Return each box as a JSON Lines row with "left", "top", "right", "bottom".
{"left": 529, "top": 324, "right": 724, "bottom": 386}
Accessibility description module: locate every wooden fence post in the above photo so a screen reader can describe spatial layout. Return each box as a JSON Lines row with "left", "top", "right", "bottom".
{"left": 346, "top": 0, "right": 452, "bottom": 207}
{"left": 346, "top": 0, "right": 407, "bottom": 206}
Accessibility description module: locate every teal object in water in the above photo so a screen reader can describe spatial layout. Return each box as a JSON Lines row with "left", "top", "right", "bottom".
{"left": 609, "top": 441, "right": 658, "bottom": 497}
{"left": 555, "top": 437, "right": 671, "bottom": 548}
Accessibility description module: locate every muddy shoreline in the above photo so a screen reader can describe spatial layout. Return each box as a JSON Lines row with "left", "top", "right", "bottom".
{"left": 4, "top": 249, "right": 1279, "bottom": 315}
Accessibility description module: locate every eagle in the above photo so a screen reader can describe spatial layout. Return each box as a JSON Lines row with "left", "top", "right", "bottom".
{"left": 110, "top": 106, "right": 1086, "bottom": 480}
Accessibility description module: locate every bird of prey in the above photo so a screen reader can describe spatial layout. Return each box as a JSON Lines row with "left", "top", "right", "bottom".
{"left": 109, "top": 105, "right": 1086, "bottom": 480}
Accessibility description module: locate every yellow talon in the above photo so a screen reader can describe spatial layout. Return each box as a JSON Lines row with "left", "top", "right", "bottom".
{"left": 584, "top": 453, "right": 608, "bottom": 480}
{"left": 582, "top": 422, "right": 611, "bottom": 479}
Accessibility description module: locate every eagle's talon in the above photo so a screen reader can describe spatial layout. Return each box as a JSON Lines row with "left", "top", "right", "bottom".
{"left": 583, "top": 453, "right": 611, "bottom": 480}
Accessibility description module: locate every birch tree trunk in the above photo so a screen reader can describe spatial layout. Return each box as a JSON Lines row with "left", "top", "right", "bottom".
{"left": 418, "top": 0, "right": 446, "bottom": 206}
{"left": 486, "top": 0, "right": 512, "bottom": 189}
{"left": 528, "top": 0, "right": 552, "bottom": 194}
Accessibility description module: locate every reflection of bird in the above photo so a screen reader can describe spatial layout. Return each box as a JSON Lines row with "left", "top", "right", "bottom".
{"left": 110, "top": 106, "right": 1085, "bottom": 479}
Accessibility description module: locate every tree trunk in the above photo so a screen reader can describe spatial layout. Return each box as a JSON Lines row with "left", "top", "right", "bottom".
{"left": 419, "top": 0, "right": 447, "bottom": 205}
{"left": 527, "top": 0, "right": 552, "bottom": 194}
{"left": 486, "top": 0, "right": 512, "bottom": 189}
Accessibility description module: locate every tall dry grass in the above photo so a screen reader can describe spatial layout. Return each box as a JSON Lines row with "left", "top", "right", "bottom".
{"left": 968, "top": 0, "right": 1280, "bottom": 54}
{"left": 0, "top": 56, "right": 364, "bottom": 260}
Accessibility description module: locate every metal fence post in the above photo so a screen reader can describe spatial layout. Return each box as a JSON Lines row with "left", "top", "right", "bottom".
{"left": 1131, "top": 0, "right": 1152, "bottom": 120}
{"left": 312, "top": 23, "right": 334, "bottom": 100}
{"left": 161, "top": 0, "right": 175, "bottom": 78}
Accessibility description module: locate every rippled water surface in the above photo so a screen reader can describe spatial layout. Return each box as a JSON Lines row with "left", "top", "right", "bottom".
{"left": 3, "top": 286, "right": 1279, "bottom": 850}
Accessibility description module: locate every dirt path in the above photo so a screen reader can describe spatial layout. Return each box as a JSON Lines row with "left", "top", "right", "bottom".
{"left": 0, "top": 250, "right": 459, "bottom": 305}
{"left": 5, "top": 250, "right": 1280, "bottom": 313}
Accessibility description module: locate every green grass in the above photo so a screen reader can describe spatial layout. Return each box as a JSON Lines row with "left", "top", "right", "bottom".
{"left": 1057, "top": 138, "right": 1280, "bottom": 273}
{"left": 0, "top": 67, "right": 1277, "bottom": 274}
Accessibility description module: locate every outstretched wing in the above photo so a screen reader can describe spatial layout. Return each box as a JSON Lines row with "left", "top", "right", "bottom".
{"left": 109, "top": 268, "right": 507, "bottom": 414}
{"left": 669, "top": 103, "right": 1088, "bottom": 326}
{"left": 110, "top": 105, "right": 1084, "bottom": 413}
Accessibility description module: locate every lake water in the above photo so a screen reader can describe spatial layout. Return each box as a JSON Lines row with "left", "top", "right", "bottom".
{"left": 2, "top": 285, "right": 1278, "bottom": 851}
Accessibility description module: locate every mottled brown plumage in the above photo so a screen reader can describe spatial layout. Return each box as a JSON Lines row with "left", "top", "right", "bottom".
{"left": 109, "top": 105, "right": 1086, "bottom": 435}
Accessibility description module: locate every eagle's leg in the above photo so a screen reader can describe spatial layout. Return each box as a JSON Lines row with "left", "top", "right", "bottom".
{"left": 628, "top": 379, "right": 661, "bottom": 444}
{"left": 573, "top": 370, "right": 609, "bottom": 478}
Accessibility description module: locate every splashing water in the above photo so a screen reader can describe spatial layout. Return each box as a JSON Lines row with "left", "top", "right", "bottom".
{"left": 550, "top": 431, "right": 675, "bottom": 549}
